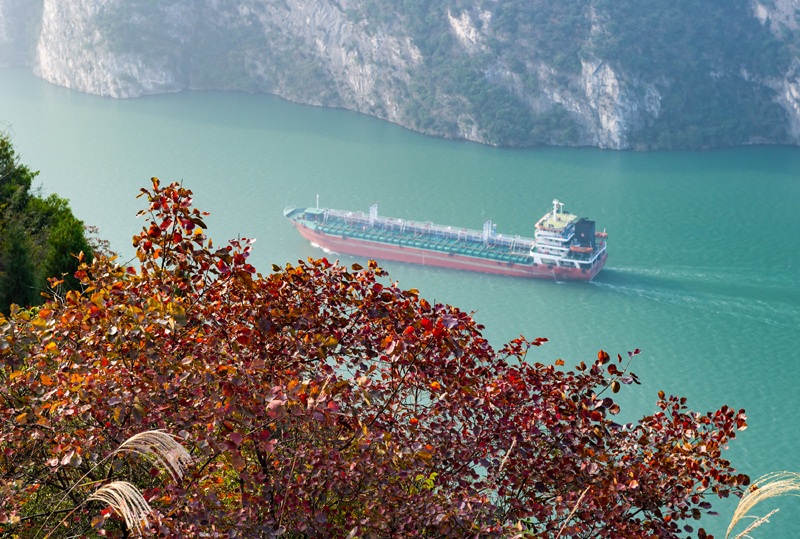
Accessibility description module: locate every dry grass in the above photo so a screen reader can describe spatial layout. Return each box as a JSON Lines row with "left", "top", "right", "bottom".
{"left": 113, "top": 430, "right": 193, "bottom": 481}
{"left": 37, "top": 430, "right": 192, "bottom": 538}
{"left": 87, "top": 481, "right": 153, "bottom": 535}
{"left": 726, "top": 471, "right": 800, "bottom": 539}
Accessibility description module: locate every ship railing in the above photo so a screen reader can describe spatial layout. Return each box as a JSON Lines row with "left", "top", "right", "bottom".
{"left": 323, "top": 209, "right": 536, "bottom": 253}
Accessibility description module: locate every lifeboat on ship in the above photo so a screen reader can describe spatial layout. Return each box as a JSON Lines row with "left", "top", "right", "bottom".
{"left": 595, "top": 230, "right": 608, "bottom": 239}
{"left": 570, "top": 244, "right": 593, "bottom": 254}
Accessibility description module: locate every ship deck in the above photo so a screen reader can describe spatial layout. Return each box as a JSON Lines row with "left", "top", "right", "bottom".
{"left": 536, "top": 212, "right": 578, "bottom": 231}
{"left": 300, "top": 214, "right": 537, "bottom": 265}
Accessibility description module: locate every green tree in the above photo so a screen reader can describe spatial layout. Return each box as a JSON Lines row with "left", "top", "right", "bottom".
{"left": 0, "top": 131, "right": 97, "bottom": 311}
{"left": 0, "top": 128, "right": 37, "bottom": 210}
{"left": 0, "top": 221, "right": 35, "bottom": 310}
{"left": 40, "top": 214, "right": 93, "bottom": 291}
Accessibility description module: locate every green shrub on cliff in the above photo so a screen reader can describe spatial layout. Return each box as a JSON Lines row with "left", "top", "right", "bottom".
{"left": 592, "top": 0, "right": 791, "bottom": 148}
{"left": 0, "top": 131, "right": 94, "bottom": 312}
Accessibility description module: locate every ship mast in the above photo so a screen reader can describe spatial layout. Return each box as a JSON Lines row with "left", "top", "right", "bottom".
{"left": 552, "top": 199, "right": 564, "bottom": 222}
{"left": 369, "top": 203, "right": 378, "bottom": 226}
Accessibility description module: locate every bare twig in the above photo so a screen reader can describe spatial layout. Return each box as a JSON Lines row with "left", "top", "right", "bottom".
{"left": 496, "top": 438, "right": 517, "bottom": 477}
{"left": 555, "top": 486, "right": 590, "bottom": 539}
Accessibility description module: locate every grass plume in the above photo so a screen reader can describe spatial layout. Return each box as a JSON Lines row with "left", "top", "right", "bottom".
{"left": 87, "top": 481, "right": 153, "bottom": 535}
{"left": 37, "top": 430, "right": 191, "bottom": 539}
{"left": 113, "top": 430, "right": 193, "bottom": 481}
{"left": 726, "top": 471, "right": 800, "bottom": 539}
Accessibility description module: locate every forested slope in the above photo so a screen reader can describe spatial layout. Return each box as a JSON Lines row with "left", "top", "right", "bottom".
{"left": 3, "top": 0, "right": 800, "bottom": 149}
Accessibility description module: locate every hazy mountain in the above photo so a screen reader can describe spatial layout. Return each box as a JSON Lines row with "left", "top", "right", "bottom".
{"left": 3, "top": 0, "right": 800, "bottom": 149}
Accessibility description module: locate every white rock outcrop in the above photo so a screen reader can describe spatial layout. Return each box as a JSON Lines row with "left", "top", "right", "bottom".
{"left": 752, "top": 0, "right": 800, "bottom": 32}
{"left": 526, "top": 59, "right": 661, "bottom": 149}
{"left": 580, "top": 59, "right": 632, "bottom": 148}
{"left": 447, "top": 9, "right": 485, "bottom": 54}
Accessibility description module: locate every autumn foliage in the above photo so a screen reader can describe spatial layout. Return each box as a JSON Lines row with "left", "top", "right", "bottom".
{"left": 0, "top": 179, "right": 749, "bottom": 538}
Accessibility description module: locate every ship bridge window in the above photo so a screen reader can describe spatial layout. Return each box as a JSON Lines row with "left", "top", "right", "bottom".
{"left": 303, "top": 208, "right": 326, "bottom": 222}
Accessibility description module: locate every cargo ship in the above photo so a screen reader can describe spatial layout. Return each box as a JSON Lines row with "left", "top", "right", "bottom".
{"left": 284, "top": 199, "right": 607, "bottom": 280}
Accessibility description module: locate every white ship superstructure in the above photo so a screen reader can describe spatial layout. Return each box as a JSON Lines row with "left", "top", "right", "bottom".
{"left": 531, "top": 199, "right": 607, "bottom": 271}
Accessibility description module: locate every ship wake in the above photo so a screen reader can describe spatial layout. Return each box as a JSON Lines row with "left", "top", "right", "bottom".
{"left": 310, "top": 242, "right": 337, "bottom": 255}
{"left": 590, "top": 279, "right": 800, "bottom": 331}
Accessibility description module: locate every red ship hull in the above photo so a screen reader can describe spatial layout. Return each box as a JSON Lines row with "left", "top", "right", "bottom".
{"left": 292, "top": 222, "right": 607, "bottom": 281}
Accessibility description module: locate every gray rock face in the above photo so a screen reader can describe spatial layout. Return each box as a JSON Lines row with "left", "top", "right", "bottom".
{"left": 750, "top": 0, "right": 800, "bottom": 144}
{"left": 753, "top": 0, "right": 800, "bottom": 31}
{"left": 561, "top": 59, "right": 661, "bottom": 150}
{"left": 6, "top": 0, "right": 800, "bottom": 148}
{"left": 34, "top": 0, "right": 181, "bottom": 97}
{"left": 761, "top": 60, "right": 800, "bottom": 141}
{"left": 243, "top": 0, "right": 422, "bottom": 120}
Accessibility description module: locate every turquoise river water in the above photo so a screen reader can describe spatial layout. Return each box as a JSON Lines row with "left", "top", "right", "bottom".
{"left": 2, "top": 67, "right": 800, "bottom": 537}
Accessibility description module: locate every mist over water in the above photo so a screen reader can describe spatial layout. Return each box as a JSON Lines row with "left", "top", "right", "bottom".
{"left": 3, "top": 67, "right": 800, "bottom": 537}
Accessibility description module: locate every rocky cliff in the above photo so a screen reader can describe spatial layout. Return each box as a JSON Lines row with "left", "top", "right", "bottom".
{"left": 753, "top": 0, "right": 800, "bottom": 142}
{"left": 3, "top": 0, "right": 800, "bottom": 149}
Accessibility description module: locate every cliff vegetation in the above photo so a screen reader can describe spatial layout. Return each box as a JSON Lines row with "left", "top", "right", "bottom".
{"left": 4, "top": 0, "right": 800, "bottom": 148}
